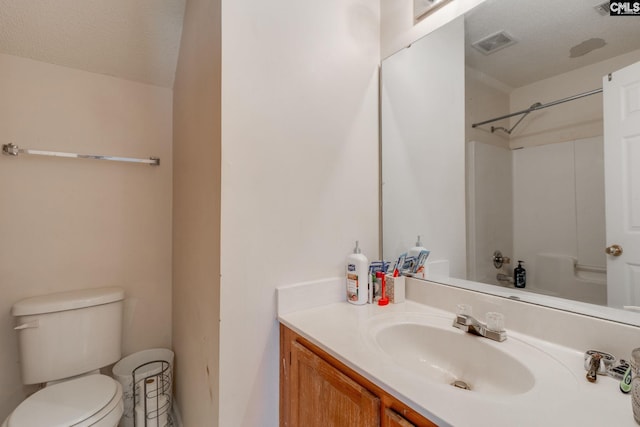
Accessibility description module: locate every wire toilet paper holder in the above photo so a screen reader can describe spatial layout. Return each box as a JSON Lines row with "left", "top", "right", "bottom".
{"left": 132, "top": 360, "right": 172, "bottom": 427}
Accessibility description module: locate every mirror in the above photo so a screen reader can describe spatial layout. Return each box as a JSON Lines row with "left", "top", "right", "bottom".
{"left": 382, "top": 0, "right": 640, "bottom": 325}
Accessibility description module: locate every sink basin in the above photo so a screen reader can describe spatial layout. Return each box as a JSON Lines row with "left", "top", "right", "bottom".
{"left": 365, "top": 312, "right": 575, "bottom": 396}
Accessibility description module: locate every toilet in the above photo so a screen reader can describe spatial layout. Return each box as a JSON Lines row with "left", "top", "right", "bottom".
{"left": 2, "top": 287, "right": 126, "bottom": 427}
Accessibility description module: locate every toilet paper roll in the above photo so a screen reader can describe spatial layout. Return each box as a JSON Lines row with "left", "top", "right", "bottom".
{"left": 135, "top": 394, "right": 169, "bottom": 427}
{"left": 142, "top": 377, "right": 160, "bottom": 405}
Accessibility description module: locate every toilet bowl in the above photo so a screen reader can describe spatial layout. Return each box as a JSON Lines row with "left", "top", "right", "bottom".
{"left": 2, "top": 374, "right": 123, "bottom": 427}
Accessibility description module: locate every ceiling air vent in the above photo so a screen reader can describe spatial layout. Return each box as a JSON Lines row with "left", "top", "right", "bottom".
{"left": 472, "top": 31, "right": 517, "bottom": 55}
{"left": 594, "top": 1, "right": 610, "bottom": 16}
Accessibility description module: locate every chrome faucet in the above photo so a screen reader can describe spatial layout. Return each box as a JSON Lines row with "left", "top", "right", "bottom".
{"left": 453, "top": 310, "right": 507, "bottom": 342}
{"left": 496, "top": 273, "right": 513, "bottom": 285}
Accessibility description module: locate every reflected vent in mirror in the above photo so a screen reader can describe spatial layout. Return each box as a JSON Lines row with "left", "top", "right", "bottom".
{"left": 472, "top": 31, "right": 517, "bottom": 55}
{"left": 594, "top": 2, "right": 610, "bottom": 16}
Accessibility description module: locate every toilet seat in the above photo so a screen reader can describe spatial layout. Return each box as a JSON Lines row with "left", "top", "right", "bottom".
{"left": 6, "top": 374, "right": 123, "bottom": 427}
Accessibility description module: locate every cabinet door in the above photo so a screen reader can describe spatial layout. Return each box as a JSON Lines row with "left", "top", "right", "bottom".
{"left": 289, "top": 341, "right": 380, "bottom": 427}
{"left": 384, "top": 408, "right": 415, "bottom": 427}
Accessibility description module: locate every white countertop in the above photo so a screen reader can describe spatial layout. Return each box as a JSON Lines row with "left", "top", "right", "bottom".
{"left": 277, "top": 278, "right": 638, "bottom": 427}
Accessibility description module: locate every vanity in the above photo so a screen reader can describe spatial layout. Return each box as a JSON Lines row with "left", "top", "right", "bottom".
{"left": 278, "top": 278, "right": 639, "bottom": 426}
{"left": 279, "top": 1, "right": 640, "bottom": 424}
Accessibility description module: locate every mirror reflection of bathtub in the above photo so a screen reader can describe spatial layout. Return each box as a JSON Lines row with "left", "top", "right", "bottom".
{"left": 529, "top": 254, "right": 606, "bottom": 305}
{"left": 467, "top": 136, "right": 607, "bottom": 305}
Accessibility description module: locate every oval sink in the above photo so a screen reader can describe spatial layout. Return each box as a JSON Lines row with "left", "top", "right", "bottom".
{"left": 364, "top": 311, "right": 575, "bottom": 397}
{"left": 374, "top": 322, "right": 534, "bottom": 395}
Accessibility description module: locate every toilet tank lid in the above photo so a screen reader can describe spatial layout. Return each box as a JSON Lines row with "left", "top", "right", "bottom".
{"left": 12, "top": 287, "right": 125, "bottom": 316}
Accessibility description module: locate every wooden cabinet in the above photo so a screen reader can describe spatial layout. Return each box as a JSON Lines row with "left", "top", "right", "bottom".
{"left": 289, "top": 340, "right": 380, "bottom": 426}
{"left": 280, "top": 324, "right": 437, "bottom": 427}
{"left": 384, "top": 408, "right": 415, "bottom": 427}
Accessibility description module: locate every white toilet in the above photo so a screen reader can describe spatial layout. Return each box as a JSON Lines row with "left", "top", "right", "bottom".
{"left": 2, "top": 287, "right": 126, "bottom": 427}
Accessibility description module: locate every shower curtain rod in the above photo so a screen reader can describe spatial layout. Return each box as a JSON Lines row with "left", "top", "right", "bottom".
{"left": 1, "top": 143, "right": 160, "bottom": 166}
{"left": 471, "top": 87, "right": 603, "bottom": 133}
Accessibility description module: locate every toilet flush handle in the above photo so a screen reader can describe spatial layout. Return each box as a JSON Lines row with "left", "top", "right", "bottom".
{"left": 14, "top": 320, "right": 38, "bottom": 330}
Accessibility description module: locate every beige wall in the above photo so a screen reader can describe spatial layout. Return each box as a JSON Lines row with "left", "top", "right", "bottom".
{"left": 219, "top": 0, "right": 380, "bottom": 425}
{"left": 171, "top": 0, "right": 221, "bottom": 425}
{"left": 465, "top": 67, "right": 511, "bottom": 149}
{"left": 0, "top": 53, "right": 173, "bottom": 420}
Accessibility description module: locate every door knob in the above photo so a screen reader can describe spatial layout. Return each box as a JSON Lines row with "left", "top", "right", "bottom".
{"left": 605, "top": 244, "right": 623, "bottom": 256}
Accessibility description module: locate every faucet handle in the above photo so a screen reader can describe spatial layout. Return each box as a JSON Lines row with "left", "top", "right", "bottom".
{"left": 456, "top": 304, "right": 473, "bottom": 317}
{"left": 583, "top": 350, "right": 616, "bottom": 374}
{"left": 486, "top": 312, "right": 505, "bottom": 332}
{"left": 586, "top": 353, "right": 602, "bottom": 382}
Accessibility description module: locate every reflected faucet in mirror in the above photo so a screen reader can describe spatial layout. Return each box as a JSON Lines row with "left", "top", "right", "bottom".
{"left": 492, "top": 250, "right": 510, "bottom": 269}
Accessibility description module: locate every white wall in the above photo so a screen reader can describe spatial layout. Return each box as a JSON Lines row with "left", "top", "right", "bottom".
{"left": 381, "top": 17, "right": 466, "bottom": 278}
{"left": 219, "top": 1, "right": 380, "bottom": 425}
{"left": 0, "top": 53, "right": 172, "bottom": 420}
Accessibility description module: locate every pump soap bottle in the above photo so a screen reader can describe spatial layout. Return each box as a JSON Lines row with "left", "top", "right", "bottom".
{"left": 408, "top": 235, "right": 426, "bottom": 259}
{"left": 408, "top": 235, "right": 429, "bottom": 276}
{"left": 346, "top": 241, "right": 369, "bottom": 305}
{"left": 407, "top": 235, "right": 426, "bottom": 273}
{"left": 514, "top": 260, "right": 526, "bottom": 288}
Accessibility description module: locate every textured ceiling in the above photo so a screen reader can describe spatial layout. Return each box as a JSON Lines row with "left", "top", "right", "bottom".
{"left": 0, "top": 0, "right": 186, "bottom": 88}
{"left": 465, "top": 0, "right": 640, "bottom": 89}
{"left": 4, "top": 0, "right": 636, "bottom": 90}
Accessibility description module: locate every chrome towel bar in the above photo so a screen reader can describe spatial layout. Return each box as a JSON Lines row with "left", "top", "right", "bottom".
{"left": 2, "top": 143, "right": 160, "bottom": 166}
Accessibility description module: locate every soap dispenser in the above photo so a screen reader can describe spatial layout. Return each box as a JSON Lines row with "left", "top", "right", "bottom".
{"left": 346, "top": 241, "right": 369, "bottom": 305}
{"left": 408, "top": 235, "right": 426, "bottom": 259}
{"left": 407, "top": 235, "right": 427, "bottom": 272}
{"left": 514, "top": 260, "right": 526, "bottom": 288}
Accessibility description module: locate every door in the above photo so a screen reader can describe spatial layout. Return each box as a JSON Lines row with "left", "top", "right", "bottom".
{"left": 603, "top": 60, "right": 640, "bottom": 307}
{"left": 288, "top": 341, "right": 380, "bottom": 427}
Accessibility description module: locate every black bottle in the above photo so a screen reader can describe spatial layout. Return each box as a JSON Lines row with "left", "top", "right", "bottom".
{"left": 514, "top": 260, "right": 526, "bottom": 288}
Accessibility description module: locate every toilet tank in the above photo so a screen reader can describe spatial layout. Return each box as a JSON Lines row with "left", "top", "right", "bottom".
{"left": 12, "top": 287, "right": 124, "bottom": 384}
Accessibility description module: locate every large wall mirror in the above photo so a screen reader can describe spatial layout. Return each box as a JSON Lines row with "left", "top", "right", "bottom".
{"left": 381, "top": 0, "right": 640, "bottom": 325}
